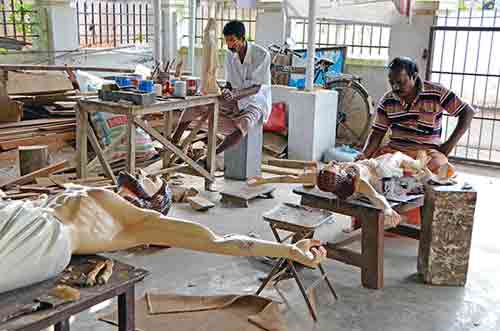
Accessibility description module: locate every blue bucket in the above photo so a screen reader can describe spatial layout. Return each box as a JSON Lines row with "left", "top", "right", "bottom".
{"left": 138, "top": 80, "right": 154, "bottom": 93}
{"left": 114, "top": 76, "right": 132, "bottom": 88}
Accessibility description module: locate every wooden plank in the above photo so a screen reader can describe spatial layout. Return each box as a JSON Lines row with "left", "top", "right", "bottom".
{"left": 4, "top": 192, "right": 40, "bottom": 199}
{"left": 17, "top": 145, "right": 49, "bottom": 176}
{"left": 206, "top": 101, "right": 217, "bottom": 191}
{"left": 0, "top": 118, "right": 73, "bottom": 130}
{"left": 87, "top": 130, "right": 127, "bottom": 171}
{"left": 134, "top": 118, "right": 213, "bottom": 181}
{"left": 76, "top": 107, "right": 88, "bottom": 178}
{"left": 87, "top": 125, "right": 117, "bottom": 185}
{"left": 5, "top": 71, "right": 73, "bottom": 95}
{"left": 265, "top": 159, "right": 317, "bottom": 169}
{"left": 18, "top": 186, "right": 53, "bottom": 194}
{"left": 162, "top": 111, "right": 174, "bottom": 169}
{"left": 324, "top": 245, "right": 363, "bottom": 268}
{"left": 262, "top": 164, "right": 303, "bottom": 176}
{"left": 126, "top": 115, "right": 136, "bottom": 174}
{"left": 0, "top": 64, "right": 136, "bottom": 73}
{"left": 1, "top": 160, "right": 68, "bottom": 189}
{"left": 39, "top": 123, "right": 76, "bottom": 131}
{"left": 361, "top": 211, "right": 384, "bottom": 289}
{"left": 0, "top": 132, "right": 75, "bottom": 151}
{"left": 187, "top": 196, "right": 215, "bottom": 211}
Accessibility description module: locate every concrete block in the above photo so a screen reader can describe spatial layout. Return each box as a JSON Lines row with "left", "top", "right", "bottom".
{"left": 224, "top": 122, "right": 263, "bottom": 180}
{"left": 272, "top": 86, "right": 338, "bottom": 161}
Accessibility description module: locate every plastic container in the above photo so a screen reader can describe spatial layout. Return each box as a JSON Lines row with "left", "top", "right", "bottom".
{"left": 114, "top": 76, "right": 132, "bottom": 88}
{"left": 138, "top": 80, "right": 154, "bottom": 93}
{"left": 323, "top": 145, "right": 361, "bottom": 163}
{"left": 173, "top": 80, "right": 187, "bottom": 97}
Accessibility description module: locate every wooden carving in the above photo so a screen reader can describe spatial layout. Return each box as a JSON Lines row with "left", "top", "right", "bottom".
{"left": 200, "top": 18, "right": 221, "bottom": 95}
{"left": 248, "top": 150, "right": 455, "bottom": 228}
{"left": 0, "top": 185, "right": 325, "bottom": 294}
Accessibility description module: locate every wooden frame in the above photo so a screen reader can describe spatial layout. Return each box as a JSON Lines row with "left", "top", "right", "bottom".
{"left": 293, "top": 187, "right": 424, "bottom": 290}
{"left": 76, "top": 95, "right": 219, "bottom": 190}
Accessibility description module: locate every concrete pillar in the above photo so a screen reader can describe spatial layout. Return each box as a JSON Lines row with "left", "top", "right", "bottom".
{"left": 35, "top": 0, "right": 79, "bottom": 64}
{"left": 153, "top": 0, "right": 162, "bottom": 66}
{"left": 388, "top": 14, "right": 434, "bottom": 76}
{"left": 305, "top": 0, "right": 317, "bottom": 91}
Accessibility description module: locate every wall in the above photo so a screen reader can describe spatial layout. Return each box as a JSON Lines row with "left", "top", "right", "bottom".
{"left": 345, "top": 62, "right": 388, "bottom": 104}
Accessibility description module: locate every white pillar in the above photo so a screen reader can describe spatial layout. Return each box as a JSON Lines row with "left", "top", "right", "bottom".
{"left": 161, "top": 3, "right": 170, "bottom": 64}
{"left": 153, "top": 0, "right": 162, "bottom": 66}
{"left": 305, "top": 0, "right": 317, "bottom": 91}
{"left": 188, "top": 0, "right": 196, "bottom": 75}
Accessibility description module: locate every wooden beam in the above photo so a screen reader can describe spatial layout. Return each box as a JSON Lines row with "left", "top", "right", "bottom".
{"left": 1, "top": 160, "right": 68, "bottom": 189}
{"left": 87, "top": 130, "right": 127, "bottom": 171}
{"left": 261, "top": 164, "right": 304, "bottom": 176}
{"left": 265, "top": 159, "right": 318, "bottom": 169}
{"left": 324, "top": 244, "right": 363, "bottom": 268}
{"left": 134, "top": 118, "right": 213, "bottom": 181}
{"left": 87, "top": 126, "right": 118, "bottom": 185}
{"left": 0, "top": 64, "right": 135, "bottom": 73}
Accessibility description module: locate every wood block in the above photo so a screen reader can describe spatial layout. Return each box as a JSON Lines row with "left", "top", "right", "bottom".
{"left": 220, "top": 184, "right": 275, "bottom": 208}
{"left": 187, "top": 196, "right": 215, "bottom": 211}
{"left": 418, "top": 183, "right": 477, "bottom": 286}
{"left": 17, "top": 145, "right": 49, "bottom": 176}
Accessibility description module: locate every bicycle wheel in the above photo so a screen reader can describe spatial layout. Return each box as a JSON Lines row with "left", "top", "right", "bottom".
{"left": 325, "top": 79, "right": 374, "bottom": 149}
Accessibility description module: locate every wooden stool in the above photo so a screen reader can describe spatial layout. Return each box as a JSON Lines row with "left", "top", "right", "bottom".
{"left": 255, "top": 203, "right": 338, "bottom": 321}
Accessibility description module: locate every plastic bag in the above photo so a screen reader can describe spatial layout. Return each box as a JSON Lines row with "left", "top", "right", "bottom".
{"left": 263, "top": 102, "right": 288, "bottom": 136}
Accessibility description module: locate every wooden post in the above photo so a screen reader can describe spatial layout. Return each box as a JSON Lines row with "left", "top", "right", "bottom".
{"left": 17, "top": 145, "right": 50, "bottom": 176}
{"left": 361, "top": 210, "right": 384, "bottom": 289}
{"left": 76, "top": 105, "right": 88, "bottom": 179}
{"left": 206, "top": 100, "right": 219, "bottom": 190}
{"left": 126, "top": 115, "right": 136, "bottom": 175}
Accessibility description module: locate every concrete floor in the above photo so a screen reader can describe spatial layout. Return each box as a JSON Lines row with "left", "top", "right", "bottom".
{"left": 42, "top": 161, "right": 497, "bottom": 331}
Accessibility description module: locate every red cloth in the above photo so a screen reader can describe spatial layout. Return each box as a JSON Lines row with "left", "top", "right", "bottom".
{"left": 264, "top": 102, "right": 287, "bottom": 136}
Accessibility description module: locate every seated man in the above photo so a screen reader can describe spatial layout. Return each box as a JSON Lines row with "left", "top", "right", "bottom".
{"left": 172, "top": 20, "right": 271, "bottom": 159}
{"left": 352, "top": 56, "right": 477, "bottom": 228}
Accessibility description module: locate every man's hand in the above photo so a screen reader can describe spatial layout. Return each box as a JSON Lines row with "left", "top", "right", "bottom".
{"left": 438, "top": 141, "right": 455, "bottom": 156}
{"left": 354, "top": 152, "right": 367, "bottom": 162}
{"left": 221, "top": 88, "right": 235, "bottom": 101}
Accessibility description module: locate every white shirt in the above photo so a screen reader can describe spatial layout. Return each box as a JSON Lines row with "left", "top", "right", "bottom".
{"left": 224, "top": 42, "right": 272, "bottom": 123}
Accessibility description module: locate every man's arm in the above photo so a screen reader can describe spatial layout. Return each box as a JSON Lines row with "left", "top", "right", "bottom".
{"left": 438, "top": 105, "right": 475, "bottom": 156}
{"left": 438, "top": 87, "right": 477, "bottom": 156}
{"left": 357, "top": 98, "right": 390, "bottom": 160}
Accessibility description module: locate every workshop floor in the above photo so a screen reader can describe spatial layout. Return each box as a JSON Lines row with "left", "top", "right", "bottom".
{"left": 0, "top": 152, "right": 493, "bottom": 331}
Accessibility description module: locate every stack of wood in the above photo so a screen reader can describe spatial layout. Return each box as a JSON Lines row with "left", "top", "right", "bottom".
{"left": 0, "top": 118, "right": 76, "bottom": 152}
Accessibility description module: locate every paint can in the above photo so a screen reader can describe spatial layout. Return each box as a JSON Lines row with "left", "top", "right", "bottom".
{"left": 173, "top": 80, "right": 187, "bottom": 97}
{"left": 138, "top": 80, "right": 154, "bottom": 93}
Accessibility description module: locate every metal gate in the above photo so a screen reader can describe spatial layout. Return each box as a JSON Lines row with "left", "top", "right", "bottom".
{"left": 427, "top": 9, "right": 500, "bottom": 165}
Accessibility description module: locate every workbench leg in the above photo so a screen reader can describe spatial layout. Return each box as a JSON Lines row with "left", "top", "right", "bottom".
{"left": 205, "top": 101, "right": 219, "bottom": 191}
{"left": 118, "top": 286, "right": 135, "bottom": 331}
{"left": 126, "top": 115, "right": 136, "bottom": 175}
{"left": 163, "top": 111, "right": 174, "bottom": 170}
{"left": 87, "top": 125, "right": 117, "bottom": 185}
{"left": 54, "top": 319, "right": 70, "bottom": 331}
{"left": 361, "top": 211, "right": 384, "bottom": 289}
{"left": 76, "top": 106, "right": 88, "bottom": 179}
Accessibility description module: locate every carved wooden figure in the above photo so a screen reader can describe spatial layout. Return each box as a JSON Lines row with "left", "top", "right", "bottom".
{"left": 248, "top": 151, "right": 454, "bottom": 228}
{"left": 200, "top": 17, "right": 221, "bottom": 95}
{"left": 0, "top": 185, "right": 325, "bottom": 294}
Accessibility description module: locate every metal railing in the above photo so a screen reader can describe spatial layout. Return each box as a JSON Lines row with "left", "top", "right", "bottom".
{"left": 182, "top": 5, "right": 257, "bottom": 49}
{"left": 427, "top": 8, "right": 500, "bottom": 164}
{"left": 76, "top": 0, "right": 153, "bottom": 48}
{"left": 0, "top": 0, "right": 38, "bottom": 44}
{"left": 290, "top": 18, "right": 391, "bottom": 59}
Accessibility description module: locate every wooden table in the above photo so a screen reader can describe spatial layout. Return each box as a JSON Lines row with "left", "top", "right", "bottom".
{"left": 0, "top": 255, "right": 149, "bottom": 331}
{"left": 293, "top": 187, "right": 424, "bottom": 290}
{"left": 77, "top": 95, "right": 219, "bottom": 190}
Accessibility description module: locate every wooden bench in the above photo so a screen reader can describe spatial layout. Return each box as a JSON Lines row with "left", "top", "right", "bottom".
{"left": 0, "top": 255, "right": 149, "bottom": 331}
{"left": 293, "top": 186, "right": 424, "bottom": 289}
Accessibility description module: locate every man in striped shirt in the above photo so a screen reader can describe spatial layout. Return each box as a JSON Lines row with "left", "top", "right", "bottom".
{"left": 357, "top": 56, "right": 477, "bottom": 174}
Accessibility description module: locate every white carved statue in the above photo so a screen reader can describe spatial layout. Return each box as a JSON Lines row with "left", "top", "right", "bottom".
{"left": 0, "top": 185, "right": 325, "bottom": 294}
{"left": 248, "top": 151, "right": 455, "bottom": 228}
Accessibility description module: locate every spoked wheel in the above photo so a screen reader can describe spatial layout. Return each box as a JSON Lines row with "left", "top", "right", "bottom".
{"left": 325, "top": 79, "right": 374, "bottom": 150}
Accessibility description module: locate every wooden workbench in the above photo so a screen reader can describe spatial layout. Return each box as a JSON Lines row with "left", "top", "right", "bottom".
{"left": 77, "top": 95, "right": 219, "bottom": 190}
{"left": 0, "top": 255, "right": 149, "bottom": 331}
{"left": 293, "top": 186, "right": 424, "bottom": 290}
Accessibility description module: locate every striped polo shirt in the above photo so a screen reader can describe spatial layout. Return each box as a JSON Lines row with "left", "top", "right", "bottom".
{"left": 372, "top": 78, "right": 472, "bottom": 149}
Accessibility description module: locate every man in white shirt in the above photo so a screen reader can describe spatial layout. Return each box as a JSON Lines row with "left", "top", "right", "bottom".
{"left": 172, "top": 20, "right": 272, "bottom": 159}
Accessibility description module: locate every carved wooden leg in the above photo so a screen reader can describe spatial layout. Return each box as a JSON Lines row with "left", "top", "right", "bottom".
{"left": 206, "top": 101, "right": 219, "bottom": 191}
{"left": 118, "top": 286, "right": 135, "bottom": 331}
{"left": 361, "top": 210, "right": 384, "bottom": 289}
{"left": 76, "top": 106, "right": 88, "bottom": 179}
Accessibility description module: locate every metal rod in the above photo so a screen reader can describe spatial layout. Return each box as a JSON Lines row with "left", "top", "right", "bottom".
{"left": 152, "top": 0, "right": 161, "bottom": 66}
{"left": 98, "top": 2, "right": 102, "bottom": 46}
{"left": 112, "top": 3, "right": 116, "bottom": 48}
{"left": 126, "top": 3, "right": 129, "bottom": 44}
{"left": 106, "top": 2, "right": 109, "bottom": 46}
{"left": 145, "top": 3, "right": 149, "bottom": 43}
{"left": 432, "top": 26, "right": 500, "bottom": 32}
{"left": 2, "top": 0, "right": 8, "bottom": 37}
{"left": 84, "top": 1, "right": 88, "bottom": 46}
{"left": 76, "top": 1, "right": 80, "bottom": 46}
{"left": 477, "top": 14, "right": 496, "bottom": 160}
{"left": 20, "top": 0, "right": 26, "bottom": 42}
{"left": 139, "top": 3, "right": 142, "bottom": 44}
{"left": 10, "top": 0, "right": 16, "bottom": 39}
{"left": 465, "top": 8, "right": 483, "bottom": 159}
{"left": 120, "top": 3, "right": 123, "bottom": 45}
{"left": 133, "top": 3, "right": 136, "bottom": 43}
{"left": 91, "top": 2, "right": 95, "bottom": 45}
